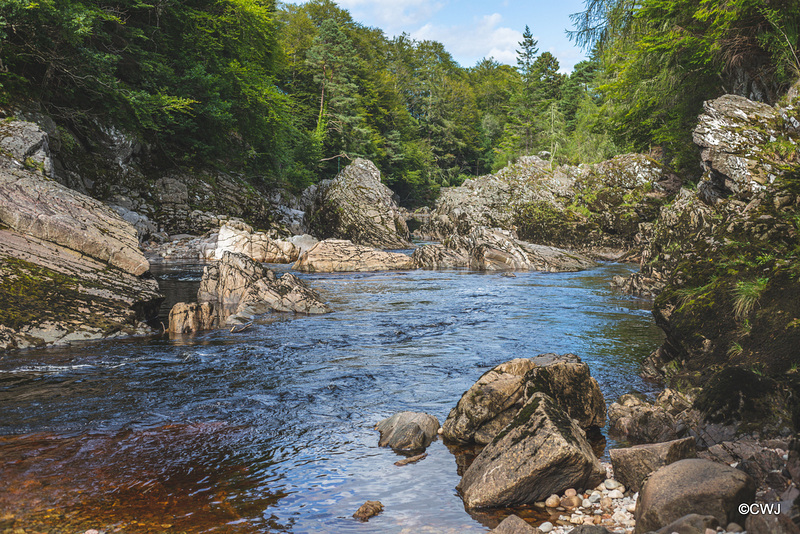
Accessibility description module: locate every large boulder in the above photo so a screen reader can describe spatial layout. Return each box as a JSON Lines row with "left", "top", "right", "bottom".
{"left": 205, "top": 222, "right": 299, "bottom": 264}
{"left": 443, "top": 354, "right": 605, "bottom": 445}
{"left": 609, "top": 437, "right": 697, "bottom": 493}
{"left": 443, "top": 358, "right": 537, "bottom": 445}
{"left": 634, "top": 458, "right": 756, "bottom": 533}
{"left": 305, "top": 158, "right": 411, "bottom": 249}
{"left": 457, "top": 393, "right": 605, "bottom": 508}
{"left": 198, "top": 251, "right": 330, "bottom": 325}
{"left": 0, "top": 120, "right": 162, "bottom": 349}
{"left": 0, "top": 139, "right": 150, "bottom": 276}
{"left": 522, "top": 353, "right": 606, "bottom": 429}
{"left": 292, "top": 239, "right": 414, "bottom": 272}
{"left": 374, "top": 412, "right": 440, "bottom": 451}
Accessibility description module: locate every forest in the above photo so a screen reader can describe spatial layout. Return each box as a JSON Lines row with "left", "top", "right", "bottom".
{"left": 1, "top": 0, "right": 799, "bottom": 207}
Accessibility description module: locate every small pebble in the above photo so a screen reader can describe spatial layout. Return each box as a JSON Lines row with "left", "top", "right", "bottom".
{"left": 588, "top": 493, "right": 601, "bottom": 503}
{"left": 608, "top": 489, "right": 624, "bottom": 499}
{"left": 539, "top": 522, "right": 553, "bottom": 533}
{"left": 705, "top": 529, "right": 716, "bottom": 534}
{"left": 600, "top": 497, "right": 613, "bottom": 509}
{"left": 437, "top": 427, "right": 444, "bottom": 435}
{"left": 626, "top": 503, "right": 636, "bottom": 513}
{"left": 561, "top": 495, "right": 582, "bottom": 509}
{"left": 565, "top": 488, "right": 577, "bottom": 497}
{"left": 604, "top": 479, "right": 620, "bottom": 490}
{"left": 582, "top": 498, "right": 592, "bottom": 508}
{"left": 85, "top": 531, "right": 100, "bottom": 534}
{"left": 545, "top": 494, "right": 560, "bottom": 508}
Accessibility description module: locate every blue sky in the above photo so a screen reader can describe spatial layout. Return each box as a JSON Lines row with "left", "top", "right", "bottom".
{"left": 291, "top": 0, "right": 591, "bottom": 73}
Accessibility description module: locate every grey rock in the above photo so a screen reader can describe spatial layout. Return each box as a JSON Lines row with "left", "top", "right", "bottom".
{"left": 569, "top": 527, "right": 612, "bottom": 534}
{"left": 457, "top": 393, "right": 605, "bottom": 508}
{"left": 634, "top": 458, "right": 756, "bottom": 533}
{"left": 411, "top": 243, "right": 469, "bottom": 270}
{"left": 609, "top": 437, "right": 697, "bottom": 493}
{"left": 293, "top": 239, "right": 413, "bottom": 272}
{"left": 306, "top": 158, "right": 411, "bottom": 249}
{"left": 199, "top": 251, "right": 331, "bottom": 325}
{"left": 375, "top": 412, "right": 440, "bottom": 451}
{"left": 652, "top": 513, "right": 719, "bottom": 534}
{"left": 745, "top": 512, "right": 800, "bottom": 534}
{"left": 490, "top": 515, "right": 538, "bottom": 534}
{"left": 0, "top": 120, "right": 53, "bottom": 177}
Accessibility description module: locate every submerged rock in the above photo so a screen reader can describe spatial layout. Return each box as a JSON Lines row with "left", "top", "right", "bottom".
{"left": 306, "top": 158, "right": 411, "bottom": 249}
{"left": 292, "top": 239, "right": 413, "bottom": 272}
{"left": 490, "top": 515, "right": 538, "bottom": 534}
{"left": 375, "top": 412, "right": 440, "bottom": 451}
{"left": 457, "top": 393, "right": 605, "bottom": 508}
{"left": 353, "top": 501, "right": 383, "bottom": 522}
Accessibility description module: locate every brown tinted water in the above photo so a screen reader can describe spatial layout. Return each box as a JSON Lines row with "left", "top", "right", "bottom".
{"left": 0, "top": 263, "right": 662, "bottom": 533}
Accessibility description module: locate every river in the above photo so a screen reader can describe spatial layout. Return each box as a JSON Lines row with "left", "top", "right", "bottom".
{"left": 0, "top": 262, "right": 662, "bottom": 533}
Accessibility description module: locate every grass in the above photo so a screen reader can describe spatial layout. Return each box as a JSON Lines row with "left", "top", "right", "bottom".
{"left": 732, "top": 277, "right": 769, "bottom": 319}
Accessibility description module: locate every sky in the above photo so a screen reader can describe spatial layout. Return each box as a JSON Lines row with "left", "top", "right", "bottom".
{"left": 289, "top": 0, "right": 591, "bottom": 73}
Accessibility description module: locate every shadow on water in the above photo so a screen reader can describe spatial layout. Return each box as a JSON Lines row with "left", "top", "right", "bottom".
{"left": 0, "top": 262, "right": 663, "bottom": 533}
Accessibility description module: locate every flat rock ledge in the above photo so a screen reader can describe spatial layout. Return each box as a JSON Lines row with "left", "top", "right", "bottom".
{"left": 293, "top": 239, "right": 413, "bottom": 272}
{"left": 457, "top": 392, "right": 605, "bottom": 509}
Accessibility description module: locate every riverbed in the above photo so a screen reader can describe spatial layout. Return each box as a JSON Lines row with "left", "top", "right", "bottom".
{"left": 0, "top": 262, "right": 662, "bottom": 533}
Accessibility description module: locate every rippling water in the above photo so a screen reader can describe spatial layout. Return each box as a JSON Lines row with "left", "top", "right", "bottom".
{"left": 0, "top": 263, "right": 662, "bottom": 533}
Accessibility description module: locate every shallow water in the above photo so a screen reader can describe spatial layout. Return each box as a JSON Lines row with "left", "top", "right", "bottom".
{"left": 0, "top": 263, "right": 662, "bottom": 533}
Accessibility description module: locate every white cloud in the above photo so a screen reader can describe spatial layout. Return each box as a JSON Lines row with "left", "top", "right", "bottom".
{"left": 411, "top": 13, "right": 522, "bottom": 67}
{"left": 337, "top": 0, "right": 447, "bottom": 29}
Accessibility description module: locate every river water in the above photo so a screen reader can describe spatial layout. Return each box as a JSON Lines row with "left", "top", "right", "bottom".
{"left": 0, "top": 262, "right": 662, "bottom": 533}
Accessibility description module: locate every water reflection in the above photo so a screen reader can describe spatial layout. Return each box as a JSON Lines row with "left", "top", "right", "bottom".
{"left": 0, "top": 263, "right": 663, "bottom": 533}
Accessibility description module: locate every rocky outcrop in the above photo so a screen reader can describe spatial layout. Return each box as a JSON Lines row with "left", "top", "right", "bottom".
{"left": 414, "top": 227, "right": 596, "bottom": 272}
{"left": 0, "top": 120, "right": 163, "bottom": 350}
{"left": 292, "top": 239, "right": 413, "bottom": 272}
{"left": 443, "top": 354, "right": 605, "bottom": 445}
{"left": 609, "top": 437, "right": 697, "bottom": 493}
{"left": 305, "top": 158, "right": 411, "bottom": 249}
{"left": 457, "top": 393, "right": 605, "bottom": 508}
{"left": 204, "top": 222, "right": 299, "bottom": 263}
{"left": 374, "top": 412, "right": 440, "bottom": 451}
{"left": 420, "top": 153, "right": 677, "bottom": 254}
{"left": 195, "top": 251, "right": 330, "bottom": 326}
{"left": 634, "top": 459, "right": 756, "bottom": 533}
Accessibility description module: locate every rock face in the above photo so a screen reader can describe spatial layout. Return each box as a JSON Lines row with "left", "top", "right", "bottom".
{"left": 205, "top": 222, "right": 299, "bottom": 263}
{"left": 0, "top": 120, "right": 162, "bottom": 350}
{"left": 374, "top": 412, "right": 440, "bottom": 451}
{"left": 196, "top": 251, "right": 330, "bottom": 325}
{"left": 411, "top": 243, "right": 469, "bottom": 270}
{"left": 608, "top": 392, "right": 687, "bottom": 445}
{"left": 457, "top": 393, "right": 605, "bottom": 508}
{"left": 609, "top": 437, "right": 697, "bottom": 493}
{"left": 634, "top": 459, "right": 756, "bottom": 533}
{"left": 420, "top": 153, "right": 677, "bottom": 254}
{"left": 292, "top": 239, "right": 413, "bottom": 272}
{"left": 306, "top": 158, "right": 411, "bottom": 249}
{"left": 443, "top": 354, "right": 605, "bottom": 445}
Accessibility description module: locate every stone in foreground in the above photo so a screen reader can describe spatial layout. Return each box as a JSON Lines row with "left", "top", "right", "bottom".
{"left": 609, "top": 437, "right": 697, "bottom": 493}
{"left": 457, "top": 393, "right": 605, "bottom": 508}
{"left": 443, "top": 354, "right": 605, "bottom": 446}
{"left": 375, "top": 412, "right": 440, "bottom": 451}
{"left": 522, "top": 353, "right": 605, "bottom": 429}
{"left": 634, "top": 458, "right": 755, "bottom": 533}
{"left": 490, "top": 514, "right": 537, "bottom": 534}
{"left": 650, "top": 513, "right": 719, "bottom": 534}
{"left": 292, "top": 239, "right": 413, "bottom": 272}
{"left": 443, "top": 358, "right": 536, "bottom": 445}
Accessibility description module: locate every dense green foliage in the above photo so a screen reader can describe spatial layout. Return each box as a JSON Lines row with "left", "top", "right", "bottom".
{"left": 571, "top": 0, "right": 800, "bottom": 172}
{"left": 1, "top": 0, "right": 797, "bottom": 203}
